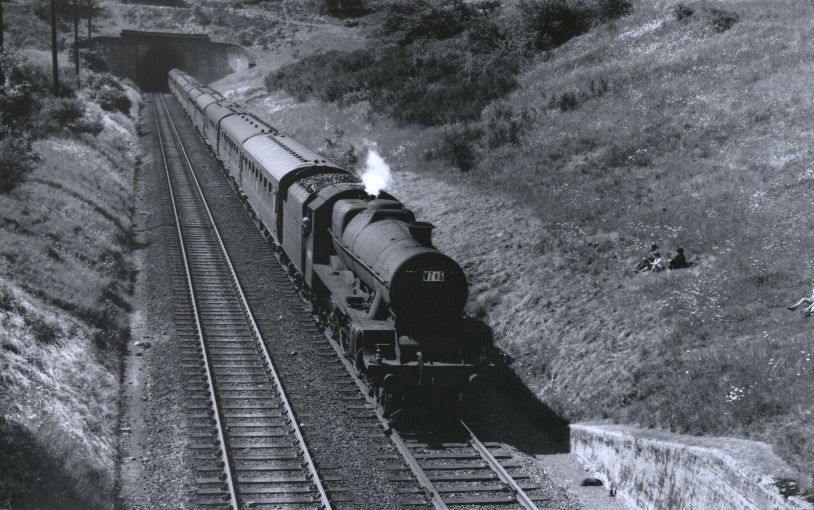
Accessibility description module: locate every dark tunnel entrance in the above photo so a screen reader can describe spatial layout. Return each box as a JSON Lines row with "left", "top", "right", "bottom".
{"left": 137, "top": 43, "right": 183, "bottom": 92}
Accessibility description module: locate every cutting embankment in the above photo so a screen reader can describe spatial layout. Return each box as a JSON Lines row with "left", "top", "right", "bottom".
{"left": 212, "top": 0, "right": 814, "bottom": 504}
{"left": 0, "top": 49, "right": 139, "bottom": 508}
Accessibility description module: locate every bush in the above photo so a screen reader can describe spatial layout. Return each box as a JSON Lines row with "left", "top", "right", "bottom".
{"left": 35, "top": 97, "right": 103, "bottom": 136}
{"left": 83, "top": 49, "right": 110, "bottom": 73}
{"left": 0, "top": 51, "right": 45, "bottom": 130}
{"left": 323, "top": 0, "right": 368, "bottom": 17}
{"left": 519, "top": 0, "right": 592, "bottom": 50}
{"left": 519, "top": 0, "right": 632, "bottom": 50}
{"left": 425, "top": 124, "right": 483, "bottom": 172}
{"left": 383, "top": 0, "right": 477, "bottom": 45}
{"left": 92, "top": 82, "right": 132, "bottom": 114}
{"left": 673, "top": 2, "right": 694, "bottom": 20}
{"left": 0, "top": 135, "right": 39, "bottom": 193}
{"left": 707, "top": 7, "right": 739, "bottom": 32}
{"left": 267, "top": 49, "right": 519, "bottom": 126}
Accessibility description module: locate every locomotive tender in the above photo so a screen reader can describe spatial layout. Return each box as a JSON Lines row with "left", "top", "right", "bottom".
{"left": 168, "top": 69, "right": 492, "bottom": 412}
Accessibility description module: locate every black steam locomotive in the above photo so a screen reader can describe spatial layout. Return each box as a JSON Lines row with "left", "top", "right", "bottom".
{"left": 168, "top": 69, "right": 492, "bottom": 413}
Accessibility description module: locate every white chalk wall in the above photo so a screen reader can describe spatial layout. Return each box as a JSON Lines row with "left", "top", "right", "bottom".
{"left": 571, "top": 423, "right": 812, "bottom": 510}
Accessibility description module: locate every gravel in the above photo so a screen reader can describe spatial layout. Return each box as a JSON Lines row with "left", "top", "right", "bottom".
{"left": 117, "top": 100, "right": 196, "bottom": 509}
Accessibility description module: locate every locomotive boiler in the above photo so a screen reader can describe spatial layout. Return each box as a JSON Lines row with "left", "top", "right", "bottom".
{"left": 168, "top": 69, "right": 493, "bottom": 414}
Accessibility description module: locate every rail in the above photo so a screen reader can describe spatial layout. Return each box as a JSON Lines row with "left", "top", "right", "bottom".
{"left": 154, "top": 93, "right": 332, "bottom": 509}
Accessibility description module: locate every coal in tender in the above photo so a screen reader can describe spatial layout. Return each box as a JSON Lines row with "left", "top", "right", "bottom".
{"left": 298, "top": 172, "right": 360, "bottom": 194}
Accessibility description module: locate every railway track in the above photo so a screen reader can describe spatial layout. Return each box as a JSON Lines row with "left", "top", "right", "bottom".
{"left": 151, "top": 93, "right": 332, "bottom": 510}
{"left": 317, "top": 323, "right": 555, "bottom": 510}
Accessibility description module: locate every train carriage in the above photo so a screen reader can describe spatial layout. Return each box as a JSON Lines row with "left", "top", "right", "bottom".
{"left": 192, "top": 89, "right": 223, "bottom": 134}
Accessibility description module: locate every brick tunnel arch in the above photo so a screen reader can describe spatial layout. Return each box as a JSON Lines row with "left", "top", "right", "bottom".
{"left": 137, "top": 42, "right": 184, "bottom": 92}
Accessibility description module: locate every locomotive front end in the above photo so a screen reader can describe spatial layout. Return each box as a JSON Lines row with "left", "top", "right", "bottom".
{"left": 326, "top": 198, "right": 491, "bottom": 410}
{"left": 333, "top": 199, "right": 468, "bottom": 326}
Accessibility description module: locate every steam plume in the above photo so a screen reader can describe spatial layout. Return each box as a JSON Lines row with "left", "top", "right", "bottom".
{"left": 361, "top": 150, "right": 392, "bottom": 195}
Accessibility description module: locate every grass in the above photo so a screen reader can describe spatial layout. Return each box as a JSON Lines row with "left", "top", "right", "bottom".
{"left": 231, "top": 0, "right": 814, "bottom": 486}
{"left": 0, "top": 51, "right": 138, "bottom": 507}
{"left": 453, "top": 0, "right": 814, "bottom": 481}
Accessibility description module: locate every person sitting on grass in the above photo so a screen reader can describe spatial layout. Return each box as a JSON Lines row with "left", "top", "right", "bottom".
{"left": 787, "top": 279, "right": 814, "bottom": 314}
{"left": 650, "top": 252, "right": 666, "bottom": 272}
{"left": 668, "top": 247, "right": 693, "bottom": 270}
{"left": 635, "top": 244, "right": 659, "bottom": 272}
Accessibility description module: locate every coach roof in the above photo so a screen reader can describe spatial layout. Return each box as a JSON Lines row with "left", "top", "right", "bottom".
{"left": 243, "top": 133, "right": 341, "bottom": 185}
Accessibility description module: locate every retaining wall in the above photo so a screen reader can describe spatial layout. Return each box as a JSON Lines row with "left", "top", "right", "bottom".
{"left": 571, "top": 423, "right": 812, "bottom": 510}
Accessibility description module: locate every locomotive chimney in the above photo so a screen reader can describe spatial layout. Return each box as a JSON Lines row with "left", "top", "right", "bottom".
{"left": 409, "top": 222, "right": 434, "bottom": 247}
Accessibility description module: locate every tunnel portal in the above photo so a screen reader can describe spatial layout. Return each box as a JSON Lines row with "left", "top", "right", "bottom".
{"left": 91, "top": 30, "right": 254, "bottom": 91}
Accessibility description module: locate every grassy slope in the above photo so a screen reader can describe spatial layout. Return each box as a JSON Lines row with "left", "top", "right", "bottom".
{"left": 479, "top": 0, "right": 814, "bottom": 477}
{"left": 0, "top": 60, "right": 139, "bottom": 507}
{"left": 216, "top": 0, "right": 814, "bottom": 482}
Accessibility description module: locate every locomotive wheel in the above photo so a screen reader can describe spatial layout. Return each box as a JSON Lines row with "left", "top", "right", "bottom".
{"left": 375, "top": 387, "right": 399, "bottom": 418}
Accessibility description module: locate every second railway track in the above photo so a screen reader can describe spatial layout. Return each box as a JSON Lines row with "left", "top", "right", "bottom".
{"left": 152, "top": 93, "right": 332, "bottom": 509}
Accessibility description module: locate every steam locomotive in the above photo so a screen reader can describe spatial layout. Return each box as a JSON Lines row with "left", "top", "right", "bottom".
{"left": 168, "top": 69, "right": 493, "bottom": 413}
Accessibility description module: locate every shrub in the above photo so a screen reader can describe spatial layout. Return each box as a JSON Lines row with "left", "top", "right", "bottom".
{"left": 83, "top": 50, "right": 110, "bottom": 73}
{"left": 94, "top": 86, "right": 131, "bottom": 114}
{"left": 598, "top": 0, "right": 632, "bottom": 20}
{"left": 553, "top": 90, "right": 580, "bottom": 111}
{"left": 267, "top": 48, "right": 519, "bottom": 126}
{"left": 482, "top": 103, "right": 532, "bottom": 148}
{"left": 35, "top": 97, "right": 103, "bottom": 136}
{"left": 321, "top": 127, "right": 359, "bottom": 169}
{"left": 323, "top": 0, "right": 368, "bottom": 17}
{"left": 383, "top": 0, "right": 477, "bottom": 45}
{"left": 425, "top": 124, "right": 483, "bottom": 172}
{"left": 519, "top": 0, "right": 632, "bottom": 50}
{"left": 0, "top": 134, "right": 39, "bottom": 193}
{"left": 673, "top": 2, "right": 694, "bottom": 20}
{"left": 0, "top": 51, "right": 45, "bottom": 130}
{"left": 519, "top": 0, "right": 592, "bottom": 50}
{"left": 707, "top": 7, "right": 739, "bottom": 32}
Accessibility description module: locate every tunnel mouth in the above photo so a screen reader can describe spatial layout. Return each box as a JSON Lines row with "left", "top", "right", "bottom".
{"left": 137, "top": 42, "right": 183, "bottom": 92}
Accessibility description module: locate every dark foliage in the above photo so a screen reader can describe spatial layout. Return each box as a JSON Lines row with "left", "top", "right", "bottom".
{"left": 0, "top": 51, "right": 45, "bottom": 130}
{"left": 267, "top": 48, "right": 519, "bottom": 126}
{"left": 673, "top": 2, "right": 694, "bottom": 20}
{"left": 519, "top": 0, "right": 591, "bottom": 50}
{"left": 323, "top": 0, "right": 368, "bottom": 18}
{"left": 35, "top": 97, "right": 101, "bottom": 135}
{"left": 0, "top": 135, "right": 39, "bottom": 193}
{"left": 87, "top": 74, "right": 132, "bottom": 114}
{"left": 83, "top": 49, "right": 111, "bottom": 73}
{"left": 384, "top": 0, "right": 477, "bottom": 45}
{"left": 266, "top": 0, "right": 632, "bottom": 168}
{"left": 707, "top": 7, "right": 739, "bottom": 32}
{"left": 424, "top": 124, "right": 483, "bottom": 172}
{"left": 520, "top": 0, "right": 632, "bottom": 50}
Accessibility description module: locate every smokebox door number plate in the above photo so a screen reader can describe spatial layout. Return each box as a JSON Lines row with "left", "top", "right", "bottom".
{"left": 423, "top": 271, "right": 445, "bottom": 282}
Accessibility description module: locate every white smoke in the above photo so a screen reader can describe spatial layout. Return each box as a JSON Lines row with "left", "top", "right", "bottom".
{"left": 361, "top": 150, "right": 392, "bottom": 196}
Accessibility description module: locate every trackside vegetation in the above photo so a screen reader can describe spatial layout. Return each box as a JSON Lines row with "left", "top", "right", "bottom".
{"left": 0, "top": 49, "right": 138, "bottom": 508}
{"left": 265, "top": 0, "right": 631, "bottom": 169}
{"left": 255, "top": 0, "right": 814, "bottom": 489}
